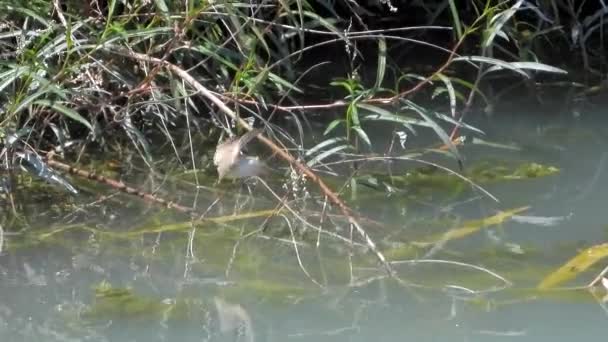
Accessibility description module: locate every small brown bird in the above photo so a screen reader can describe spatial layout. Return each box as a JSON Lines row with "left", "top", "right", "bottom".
{"left": 213, "top": 129, "right": 266, "bottom": 180}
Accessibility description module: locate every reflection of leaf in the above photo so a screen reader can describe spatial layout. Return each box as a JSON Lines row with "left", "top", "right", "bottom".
{"left": 538, "top": 243, "right": 608, "bottom": 289}
{"left": 415, "top": 206, "right": 530, "bottom": 245}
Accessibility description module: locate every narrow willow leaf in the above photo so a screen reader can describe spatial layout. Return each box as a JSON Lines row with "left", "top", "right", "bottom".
{"left": 34, "top": 100, "right": 93, "bottom": 131}
{"left": 121, "top": 27, "right": 175, "bottom": 39}
{"left": 300, "top": 11, "right": 346, "bottom": 40}
{"left": 352, "top": 126, "right": 371, "bottom": 148}
{"left": 447, "top": 0, "right": 463, "bottom": 39}
{"left": 471, "top": 137, "right": 521, "bottom": 151}
{"left": 349, "top": 102, "right": 360, "bottom": 126}
{"left": 433, "top": 111, "right": 485, "bottom": 135}
{"left": 432, "top": 87, "right": 467, "bottom": 103}
{"left": 485, "top": 0, "right": 523, "bottom": 47}
{"left": 453, "top": 56, "right": 530, "bottom": 78}
{"left": 0, "top": 66, "right": 29, "bottom": 93}
{"left": 306, "top": 144, "right": 350, "bottom": 167}
{"left": 489, "top": 61, "right": 568, "bottom": 75}
{"left": 154, "top": 0, "right": 169, "bottom": 17}
{"left": 103, "top": 0, "right": 118, "bottom": 38}
{"left": 404, "top": 100, "right": 462, "bottom": 163}
{"left": 538, "top": 243, "right": 608, "bottom": 289}
{"left": 14, "top": 75, "right": 70, "bottom": 114}
{"left": 323, "top": 119, "right": 343, "bottom": 135}
{"left": 194, "top": 44, "right": 239, "bottom": 70}
{"left": 11, "top": 7, "right": 51, "bottom": 27}
{"left": 305, "top": 137, "right": 347, "bottom": 157}
{"left": 433, "top": 73, "right": 457, "bottom": 117}
{"left": 350, "top": 177, "right": 358, "bottom": 201}
{"left": 357, "top": 103, "right": 421, "bottom": 134}
{"left": 268, "top": 72, "right": 303, "bottom": 93}
{"left": 449, "top": 77, "right": 490, "bottom": 104}
{"left": 374, "top": 37, "right": 387, "bottom": 89}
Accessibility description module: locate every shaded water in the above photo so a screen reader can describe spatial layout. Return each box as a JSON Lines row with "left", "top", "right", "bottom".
{"left": 2, "top": 108, "right": 608, "bottom": 341}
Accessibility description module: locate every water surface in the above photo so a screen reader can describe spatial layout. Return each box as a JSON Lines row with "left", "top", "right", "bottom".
{"left": 1, "top": 107, "right": 607, "bottom": 341}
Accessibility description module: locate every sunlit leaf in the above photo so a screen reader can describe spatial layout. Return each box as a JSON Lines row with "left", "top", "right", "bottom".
{"left": 433, "top": 111, "right": 485, "bottom": 135}
{"left": 268, "top": 72, "right": 303, "bottom": 93}
{"left": 306, "top": 144, "right": 351, "bottom": 167}
{"left": 305, "top": 137, "right": 347, "bottom": 157}
{"left": 433, "top": 73, "right": 457, "bottom": 117}
{"left": 348, "top": 102, "right": 360, "bottom": 126}
{"left": 538, "top": 243, "right": 608, "bottom": 289}
{"left": 299, "top": 11, "right": 346, "bottom": 40}
{"left": 352, "top": 126, "right": 371, "bottom": 147}
{"left": 357, "top": 104, "right": 420, "bottom": 134}
{"left": 447, "top": 0, "right": 463, "bottom": 39}
{"left": 404, "top": 100, "right": 462, "bottom": 163}
{"left": 324, "top": 119, "right": 343, "bottom": 135}
{"left": 485, "top": 0, "right": 523, "bottom": 47}
{"left": 0, "top": 65, "right": 29, "bottom": 93}
{"left": 488, "top": 61, "right": 568, "bottom": 75}
{"left": 470, "top": 137, "right": 521, "bottom": 151}
{"left": 154, "top": 0, "right": 169, "bottom": 18}
{"left": 453, "top": 56, "right": 530, "bottom": 78}
{"left": 374, "top": 37, "right": 387, "bottom": 89}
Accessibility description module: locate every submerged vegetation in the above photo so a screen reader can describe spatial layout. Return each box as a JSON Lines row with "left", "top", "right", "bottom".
{"left": 1, "top": 0, "right": 608, "bottom": 339}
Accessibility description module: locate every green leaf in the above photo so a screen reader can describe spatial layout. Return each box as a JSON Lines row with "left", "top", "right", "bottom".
{"left": 154, "top": 0, "right": 170, "bottom": 18}
{"left": 352, "top": 126, "right": 371, "bottom": 148}
{"left": 348, "top": 102, "right": 360, "bottom": 126}
{"left": 453, "top": 56, "right": 530, "bottom": 78}
{"left": 447, "top": 0, "right": 463, "bottom": 39}
{"left": 306, "top": 144, "right": 351, "bottom": 167}
{"left": 404, "top": 100, "right": 462, "bottom": 163}
{"left": 374, "top": 37, "right": 387, "bottom": 90}
{"left": 34, "top": 100, "right": 93, "bottom": 131}
{"left": 485, "top": 0, "right": 523, "bottom": 47}
{"left": 488, "top": 61, "right": 568, "bottom": 75}
{"left": 433, "top": 73, "right": 457, "bottom": 117}
{"left": 324, "top": 119, "right": 344, "bottom": 135}
{"left": 0, "top": 65, "right": 29, "bottom": 93}
{"left": 357, "top": 103, "right": 421, "bottom": 134}
{"left": 305, "top": 137, "right": 347, "bottom": 157}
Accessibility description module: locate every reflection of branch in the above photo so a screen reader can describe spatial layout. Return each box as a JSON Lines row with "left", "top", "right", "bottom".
{"left": 45, "top": 157, "right": 195, "bottom": 214}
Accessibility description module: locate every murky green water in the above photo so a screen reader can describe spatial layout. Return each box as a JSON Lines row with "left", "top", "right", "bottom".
{"left": 2, "top": 107, "right": 608, "bottom": 341}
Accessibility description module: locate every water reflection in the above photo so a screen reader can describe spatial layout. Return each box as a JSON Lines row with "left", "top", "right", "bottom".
{"left": 1, "top": 109, "right": 608, "bottom": 341}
